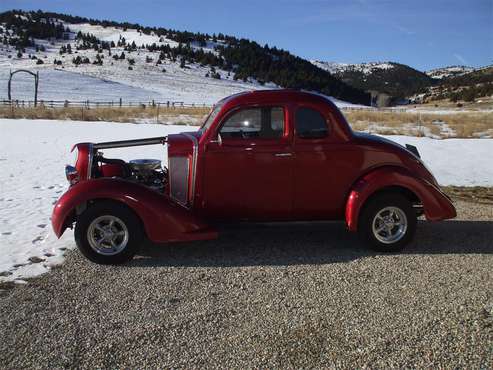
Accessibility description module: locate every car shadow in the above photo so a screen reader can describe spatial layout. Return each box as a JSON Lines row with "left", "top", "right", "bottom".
{"left": 130, "top": 220, "right": 493, "bottom": 268}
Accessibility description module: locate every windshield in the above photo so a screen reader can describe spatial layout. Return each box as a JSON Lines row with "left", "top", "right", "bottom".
{"left": 200, "top": 104, "right": 223, "bottom": 132}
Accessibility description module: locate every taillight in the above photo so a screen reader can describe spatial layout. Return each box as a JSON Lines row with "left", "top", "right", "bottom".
{"left": 65, "top": 165, "right": 79, "bottom": 185}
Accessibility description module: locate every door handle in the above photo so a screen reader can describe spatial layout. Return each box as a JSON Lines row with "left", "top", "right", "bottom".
{"left": 274, "top": 153, "right": 292, "bottom": 157}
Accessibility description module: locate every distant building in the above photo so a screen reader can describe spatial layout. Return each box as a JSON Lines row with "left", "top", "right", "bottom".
{"left": 369, "top": 90, "right": 392, "bottom": 107}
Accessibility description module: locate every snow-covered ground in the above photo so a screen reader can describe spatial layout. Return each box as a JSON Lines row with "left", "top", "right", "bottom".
{"left": 0, "top": 68, "right": 165, "bottom": 103}
{"left": 1, "top": 118, "right": 492, "bottom": 283}
{"left": 0, "top": 119, "right": 185, "bottom": 283}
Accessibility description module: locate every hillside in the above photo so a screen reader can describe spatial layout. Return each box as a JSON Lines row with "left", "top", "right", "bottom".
{"left": 417, "top": 65, "right": 493, "bottom": 103}
{"left": 426, "top": 65, "right": 475, "bottom": 79}
{"left": 0, "top": 10, "right": 370, "bottom": 105}
{"left": 312, "top": 60, "right": 435, "bottom": 101}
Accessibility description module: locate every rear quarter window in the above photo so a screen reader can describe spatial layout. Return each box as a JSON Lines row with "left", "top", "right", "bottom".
{"left": 295, "top": 107, "right": 330, "bottom": 139}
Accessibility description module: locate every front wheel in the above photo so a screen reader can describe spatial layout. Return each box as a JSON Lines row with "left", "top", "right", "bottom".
{"left": 358, "top": 193, "right": 417, "bottom": 252}
{"left": 75, "top": 201, "right": 143, "bottom": 264}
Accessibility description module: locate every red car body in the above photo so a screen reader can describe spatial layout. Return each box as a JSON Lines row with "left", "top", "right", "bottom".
{"left": 52, "top": 90, "right": 456, "bottom": 247}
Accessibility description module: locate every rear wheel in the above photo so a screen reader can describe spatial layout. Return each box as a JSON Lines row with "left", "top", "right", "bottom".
{"left": 358, "top": 193, "right": 417, "bottom": 252}
{"left": 75, "top": 201, "right": 143, "bottom": 264}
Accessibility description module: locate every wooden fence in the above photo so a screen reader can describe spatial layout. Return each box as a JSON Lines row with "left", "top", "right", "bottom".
{"left": 0, "top": 99, "right": 411, "bottom": 112}
{"left": 0, "top": 99, "right": 211, "bottom": 109}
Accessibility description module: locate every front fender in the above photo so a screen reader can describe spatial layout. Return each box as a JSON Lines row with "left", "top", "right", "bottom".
{"left": 345, "top": 167, "right": 456, "bottom": 231}
{"left": 52, "top": 178, "right": 217, "bottom": 243}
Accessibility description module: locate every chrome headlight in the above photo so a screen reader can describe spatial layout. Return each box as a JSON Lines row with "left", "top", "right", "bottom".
{"left": 65, "top": 165, "right": 79, "bottom": 185}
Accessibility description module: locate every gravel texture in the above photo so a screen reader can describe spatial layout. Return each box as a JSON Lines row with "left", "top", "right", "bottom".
{"left": 0, "top": 199, "right": 492, "bottom": 369}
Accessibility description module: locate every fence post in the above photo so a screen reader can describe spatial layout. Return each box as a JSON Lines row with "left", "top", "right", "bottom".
{"left": 156, "top": 103, "right": 160, "bottom": 124}
{"left": 119, "top": 97, "right": 122, "bottom": 107}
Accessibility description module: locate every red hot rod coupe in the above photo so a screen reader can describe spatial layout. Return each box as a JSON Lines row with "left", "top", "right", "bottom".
{"left": 52, "top": 90, "right": 456, "bottom": 264}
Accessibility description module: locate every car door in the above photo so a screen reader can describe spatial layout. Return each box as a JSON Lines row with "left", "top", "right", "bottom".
{"left": 202, "top": 105, "right": 293, "bottom": 220}
{"left": 292, "top": 105, "right": 350, "bottom": 219}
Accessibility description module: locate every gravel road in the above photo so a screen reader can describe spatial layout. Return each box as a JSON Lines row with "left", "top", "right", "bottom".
{"left": 0, "top": 199, "right": 492, "bottom": 369}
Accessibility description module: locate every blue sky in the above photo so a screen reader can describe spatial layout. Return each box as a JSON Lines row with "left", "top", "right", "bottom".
{"left": 1, "top": 0, "right": 491, "bottom": 71}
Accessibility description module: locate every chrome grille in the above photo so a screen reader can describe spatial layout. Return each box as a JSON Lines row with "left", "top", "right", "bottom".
{"left": 169, "top": 156, "right": 189, "bottom": 206}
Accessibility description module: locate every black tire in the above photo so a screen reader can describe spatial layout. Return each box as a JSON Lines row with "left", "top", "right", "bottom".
{"left": 358, "top": 193, "right": 417, "bottom": 252}
{"left": 74, "top": 201, "right": 143, "bottom": 264}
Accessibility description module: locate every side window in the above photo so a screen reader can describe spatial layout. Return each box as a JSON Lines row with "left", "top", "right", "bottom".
{"left": 220, "top": 107, "right": 284, "bottom": 139}
{"left": 295, "top": 107, "right": 329, "bottom": 139}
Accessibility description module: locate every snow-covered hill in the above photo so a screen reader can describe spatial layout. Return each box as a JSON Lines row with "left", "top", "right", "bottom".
{"left": 426, "top": 66, "right": 475, "bottom": 80}
{"left": 0, "top": 12, "right": 365, "bottom": 107}
{"left": 0, "top": 22, "right": 277, "bottom": 105}
{"left": 312, "top": 60, "right": 434, "bottom": 101}
{"left": 312, "top": 60, "right": 395, "bottom": 75}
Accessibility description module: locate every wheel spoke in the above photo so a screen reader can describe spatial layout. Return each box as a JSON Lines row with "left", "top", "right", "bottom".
{"left": 372, "top": 206, "right": 408, "bottom": 244}
{"left": 87, "top": 215, "right": 129, "bottom": 256}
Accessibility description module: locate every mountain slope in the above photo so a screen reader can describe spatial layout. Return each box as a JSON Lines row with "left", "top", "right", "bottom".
{"left": 0, "top": 10, "right": 370, "bottom": 105}
{"left": 424, "top": 65, "right": 493, "bottom": 102}
{"left": 426, "top": 65, "right": 475, "bottom": 79}
{"left": 313, "top": 60, "right": 435, "bottom": 100}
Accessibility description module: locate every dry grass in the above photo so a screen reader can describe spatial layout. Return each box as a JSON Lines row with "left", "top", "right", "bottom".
{"left": 442, "top": 186, "right": 493, "bottom": 204}
{"left": 0, "top": 105, "right": 210, "bottom": 125}
{"left": 345, "top": 110, "right": 493, "bottom": 138}
{"left": 1, "top": 106, "right": 492, "bottom": 138}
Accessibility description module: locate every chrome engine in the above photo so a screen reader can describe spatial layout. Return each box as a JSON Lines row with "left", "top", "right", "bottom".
{"left": 128, "top": 159, "right": 167, "bottom": 191}
{"left": 95, "top": 154, "right": 168, "bottom": 192}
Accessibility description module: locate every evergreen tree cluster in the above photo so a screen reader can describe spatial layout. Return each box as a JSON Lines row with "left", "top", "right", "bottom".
{"left": 330, "top": 63, "right": 436, "bottom": 100}
{"left": 429, "top": 66, "right": 493, "bottom": 102}
{"left": 0, "top": 10, "right": 68, "bottom": 48}
{"left": 216, "top": 40, "right": 369, "bottom": 102}
{"left": 448, "top": 84, "right": 493, "bottom": 102}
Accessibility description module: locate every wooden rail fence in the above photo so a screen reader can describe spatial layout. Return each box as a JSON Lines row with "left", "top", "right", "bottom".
{"left": 0, "top": 99, "right": 212, "bottom": 109}
{"left": 0, "top": 99, "right": 410, "bottom": 112}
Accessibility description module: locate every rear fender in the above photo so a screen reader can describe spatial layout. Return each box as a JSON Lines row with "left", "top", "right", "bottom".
{"left": 52, "top": 178, "right": 217, "bottom": 242}
{"left": 345, "top": 167, "right": 456, "bottom": 231}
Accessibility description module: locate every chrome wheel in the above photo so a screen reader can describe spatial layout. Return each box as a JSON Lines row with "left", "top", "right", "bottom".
{"left": 87, "top": 215, "right": 129, "bottom": 255}
{"left": 372, "top": 206, "right": 408, "bottom": 244}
